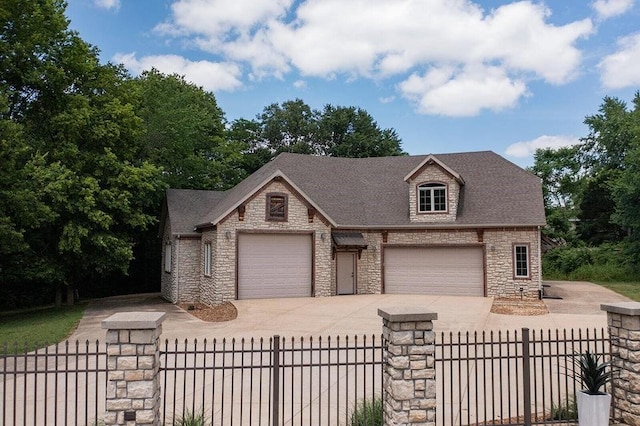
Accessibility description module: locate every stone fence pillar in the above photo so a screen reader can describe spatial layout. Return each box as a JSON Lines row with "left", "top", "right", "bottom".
{"left": 378, "top": 307, "right": 438, "bottom": 426}
{"left": 601, "top": 302, "right": 640, "bottom": 426}
{"left": 101, "top": 312, "right": 166, "bottom": 425}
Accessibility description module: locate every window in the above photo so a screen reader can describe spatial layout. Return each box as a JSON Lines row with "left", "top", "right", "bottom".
{"left": 203, "top": 242, "right": 212, "bottom": 276}
{"left": 514, "top": 244, "right": 530, "bottom": 278}
{"left": 164, "top": 242, "right": 172, "bottom": 273}
{"left": 266, "top": 193, "right": 288, "bottom": 221}
{"left": 418, "top": 183, "right": 447, "bottom": 213}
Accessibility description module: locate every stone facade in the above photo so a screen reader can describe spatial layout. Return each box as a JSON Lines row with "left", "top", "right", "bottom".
{"left": 379, "top": 307, "right": 438, "bottom": 425}
{"left": 601, "top": 302, "right": 640, "bottom": 426}
{"left": 161, "top": 174, "right": 541, "bottom": 304}
{"left": 344, "top": 227, "right": 540, "bottom": 298}
{"left": 200, "top": 180, "right": 332, "bottom": 305}
{"left": 102, "top": 312, "right": 165, "bottom": 426}
{"left": 408, "top": 163, "right": 460, "bottom": 223}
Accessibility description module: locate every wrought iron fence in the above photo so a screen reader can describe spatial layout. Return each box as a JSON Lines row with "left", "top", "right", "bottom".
{"left": 0, "top": 341, "right": 107, "bottom": 426}
{"left": 0, "top": 327, "right": 613, "bottom": 426}
{"left": 436, "top": 327, "right": 610, "bottom": 426}
{"left": 159, "top": 334, "right": 384, "bottom": 426}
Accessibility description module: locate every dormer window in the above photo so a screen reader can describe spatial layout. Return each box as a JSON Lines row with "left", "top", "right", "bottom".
{"left": 418, "top": 183, "right": 447, "bottom": 213}
{"left": 266, "top": 193, "right": 288, "bottom": 221}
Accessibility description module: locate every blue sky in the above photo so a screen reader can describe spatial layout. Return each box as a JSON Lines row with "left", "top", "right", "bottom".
{"left": 66, "top": 0, "right": 640, "bottom": 167}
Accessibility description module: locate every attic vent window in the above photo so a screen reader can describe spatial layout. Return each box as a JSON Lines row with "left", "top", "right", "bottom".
{"left": 266, "top": 193, "right": 288, "bottom": 221}
{"left": 418, "top": 183, "right": 447, "bottom": 213}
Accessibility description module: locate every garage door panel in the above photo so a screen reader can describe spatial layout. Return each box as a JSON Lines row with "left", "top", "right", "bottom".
{"left": 384, "top": 247, "right": 484, "bottom": 296}
{"left": 238, "top": 234, "right": 312, "bottom": 299}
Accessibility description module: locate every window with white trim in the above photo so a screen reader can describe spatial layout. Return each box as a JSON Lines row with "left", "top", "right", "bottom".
{"left": 418, "top": 183, "right": 447, "bottom": 212}
{"left": 164, "top": 242, "right": 172, "bottom": 273}
{"left": 204, "top": 242, "right": 212, "bottom": 276}
{"left": 514, "top": 244, "right": 529, "bottom": 278}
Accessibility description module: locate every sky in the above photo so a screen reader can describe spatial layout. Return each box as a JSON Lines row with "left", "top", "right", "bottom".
{"left": 66, "top": 0, "right": 640, "bottom": 167}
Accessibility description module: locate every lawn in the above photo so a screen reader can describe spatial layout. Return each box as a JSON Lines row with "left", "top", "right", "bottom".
{"left": 0, "top": 303, "right": 88, "bottom": 353}
{"left": 594, "top": 281, "right": 640, "bottom": 302}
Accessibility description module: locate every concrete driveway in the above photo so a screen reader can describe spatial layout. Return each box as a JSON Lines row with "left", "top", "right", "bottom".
{"left": 70, "top": 280, "right": 630, "bottom": 343}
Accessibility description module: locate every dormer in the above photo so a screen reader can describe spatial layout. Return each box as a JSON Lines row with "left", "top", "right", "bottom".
{"left": 404, "top": 155, "right": 464, "bottom": 223}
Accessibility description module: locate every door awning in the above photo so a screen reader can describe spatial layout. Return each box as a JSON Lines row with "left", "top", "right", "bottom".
{"left": 332, "top": 232, "right": 367, "bottom": 249}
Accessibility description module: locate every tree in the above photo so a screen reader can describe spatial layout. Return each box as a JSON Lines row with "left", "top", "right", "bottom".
{"left": 318, "top": 105, "right": 404, "bottom": 157}
{"left": 133, "top": 69, "right": 246, "bottom": 191}
{"left": 230, "top": 99, "right": 405, "bottom": 172}
{"left": 0, "top": 0, "right": 163, "bottom": 305}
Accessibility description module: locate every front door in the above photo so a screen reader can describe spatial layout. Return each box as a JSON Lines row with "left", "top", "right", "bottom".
{"left": 337, "top": 252, "right": 356, "bottom": 295}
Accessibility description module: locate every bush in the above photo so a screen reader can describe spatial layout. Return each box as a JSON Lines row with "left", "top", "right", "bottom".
{"left": 548, "top": 395, "right": 577, "bottom": 421}
{"left": 173, "top": 409, "right": 209, "bottom": 426}
{"left": 350, "top": 397, "right": 383, "bottom": 426}
{"left": 542, "top": 242, "right": 640, "bottom": 281}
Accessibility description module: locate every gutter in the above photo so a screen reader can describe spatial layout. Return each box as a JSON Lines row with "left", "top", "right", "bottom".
{"left": 331, "top": 223, "right": 547, "bottom": 230}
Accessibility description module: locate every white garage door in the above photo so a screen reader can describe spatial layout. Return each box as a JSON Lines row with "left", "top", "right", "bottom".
{"left": 384, "top": 246, "right": 484, "bottom": 296}
{"left": 238, "top": 233, "right": 312, "bottom": 299}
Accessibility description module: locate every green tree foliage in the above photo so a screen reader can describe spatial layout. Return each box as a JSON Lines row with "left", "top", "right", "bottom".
{"left": 133, "top": 69, "right": 246, "bottom": 190}
{"left": 319, "top": 105, "right": 404, "bottom": 158}
{"left": 229, "top": 99, "right": 405, "bottom": 171}
{"left": 0, "top": 0, "right": 163, "bottom": 305}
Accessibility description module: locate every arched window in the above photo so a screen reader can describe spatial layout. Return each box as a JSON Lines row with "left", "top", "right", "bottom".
{"left": 418, "top": 183, "right": 447, "bottom": 212}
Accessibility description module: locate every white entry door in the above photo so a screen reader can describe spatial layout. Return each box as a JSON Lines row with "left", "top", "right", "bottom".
{"left": 336, "top": 252, "right": 356, "bottom": 295}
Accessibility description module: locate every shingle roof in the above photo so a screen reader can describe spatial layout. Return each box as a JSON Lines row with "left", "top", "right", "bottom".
{"left": 162, "top": 151, "right": 545, "bottom": 235}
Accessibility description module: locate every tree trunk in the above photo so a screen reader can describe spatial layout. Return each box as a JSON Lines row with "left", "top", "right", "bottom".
{"left": 55, "top": 283, "right": 62, "bottom": 308}
{"left": 66, "top": 285, "right": 75, "bottom": 306}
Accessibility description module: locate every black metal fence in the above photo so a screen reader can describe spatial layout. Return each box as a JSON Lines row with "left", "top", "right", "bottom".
{"left": 0, "top": 327, "right": 612, "bottom": 426}
{"left": 160, "top": 334, "right": 384, "bottom": 425}
{"left": 436, "top": 327, "right": 610, "bottom": 426}
{"left": 0, "top": 341, "right": 107, "bottom": 426}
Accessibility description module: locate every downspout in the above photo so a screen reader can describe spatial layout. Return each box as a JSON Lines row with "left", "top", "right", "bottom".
{"left": 537, "top": 226, "right": 543, "bottom": 299}
{"left": 176, "top": 235, "right": 181, "bottom": 304}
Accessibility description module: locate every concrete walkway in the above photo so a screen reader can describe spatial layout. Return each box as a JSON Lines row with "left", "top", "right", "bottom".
{"left": 70, "top": 280, "right": 630, "bottom": 343}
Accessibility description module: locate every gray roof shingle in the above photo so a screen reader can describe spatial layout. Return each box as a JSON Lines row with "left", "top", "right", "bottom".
{"left": 163, "top": 151, "right": 545, "bottom": 235}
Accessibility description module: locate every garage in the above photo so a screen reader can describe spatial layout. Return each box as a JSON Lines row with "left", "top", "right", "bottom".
{"left": 237, "top": 233, "right": 313, "bottom": 299}
{"left": 383, "top": 246, "right": 484, "bottom": 296}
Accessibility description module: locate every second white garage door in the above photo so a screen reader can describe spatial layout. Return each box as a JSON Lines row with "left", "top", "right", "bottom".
{"left": 384, "top": 246, "right": 484, "bottom": 296}
{"left": 238, "top": 233, "right": 312, "bottom": 299}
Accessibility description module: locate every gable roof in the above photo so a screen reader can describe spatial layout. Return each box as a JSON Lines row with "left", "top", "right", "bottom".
{"left": 403, "top": 154, "right": 465, "bottom": 184}
{"left": 162, "top": 151, "right": 545, "bottom": 235}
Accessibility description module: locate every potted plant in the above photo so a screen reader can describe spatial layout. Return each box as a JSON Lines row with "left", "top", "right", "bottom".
{"left": 575, "top": 350, "right": 614, "bottom": 426}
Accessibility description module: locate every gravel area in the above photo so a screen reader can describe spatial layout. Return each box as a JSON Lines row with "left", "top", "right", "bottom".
{"left": 178, "top": 302, "right": 238, "bottom": 322}
{"left": 490, "top": 297, "right": 549, "bottom": 316}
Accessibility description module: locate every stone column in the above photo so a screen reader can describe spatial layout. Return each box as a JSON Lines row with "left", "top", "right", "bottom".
{"left": 378, "top": 307, "right": 438, "bottom": 426}
{"left": 601, "top": 302, "right": 640, "bottom": 426}
{"left": 101, "top": 312, "right": 166, "bottom": 425}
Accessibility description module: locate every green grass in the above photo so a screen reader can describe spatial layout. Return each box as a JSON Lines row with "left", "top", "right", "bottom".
{"left": 0, "top": 302, "right": 88, "bottom": 353}
{"left": 593, "top": 281, "right": 640, "bottom": 301}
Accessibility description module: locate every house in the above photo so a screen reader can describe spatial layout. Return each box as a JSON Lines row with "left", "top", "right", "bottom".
{"left": 159, "top": 151, "right": 546, "bottom": 305}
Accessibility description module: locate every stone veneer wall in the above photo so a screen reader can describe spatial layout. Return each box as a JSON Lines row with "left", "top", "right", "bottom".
{"left": 408, "top": 165, "right": 460, "bottom": 223}
{"left": 353, "top": 227, "right": 540, "bottom": 298}
{"left": 160, "top": 218, "right": 202, "bottom": 304}
{"left": 601, "top": 302, "right": 640, "bottom": 426}
{"left": 200, "top": 180, "right": 332, "bottom": 306}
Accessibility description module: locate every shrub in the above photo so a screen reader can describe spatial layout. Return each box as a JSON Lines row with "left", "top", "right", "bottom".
{"left": 173, "top": 409, "right": 209, "bottom": 426}
{"left": 548, "top": 395, "right": 577, "bottom": 421}
{"left": 350, "top": 397, "right": 383, "bottom": 426}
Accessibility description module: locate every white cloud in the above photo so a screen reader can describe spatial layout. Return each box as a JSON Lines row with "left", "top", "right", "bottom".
{"left": 154, "top": 0, "right": 594, "bottom": 116}
{"left": 94, "top": 0, "right": 120, "bottom": 10}
{"left": 379, "top": 96, "right": 395, "bottom": 104}
{"left": 113, "top": 53, "right": 243, "bottom": 92}
{"left": 398, "top": 64, "right": 527, "bottom": 117}
{"left": 592, "top": 0, "right": 634, "bottom": 19}
{"left": 293, "top": 80, "right": 306, "bottom": 89}
{"left": 599, "top": 33, "right": 640, "bottom": 89}
{"left": 505, "top": 135, "right": 581, "bottom": 158}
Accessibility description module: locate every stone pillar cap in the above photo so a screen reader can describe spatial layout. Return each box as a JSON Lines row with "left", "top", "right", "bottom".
{"left": 101, "top": 311, "right": 167, "bottom": 330}
{"left": 378, "top": 307, "right": 437, "bottom": 322}
{"left": 601, "top": 302, "right": 640, "bottom": 316}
